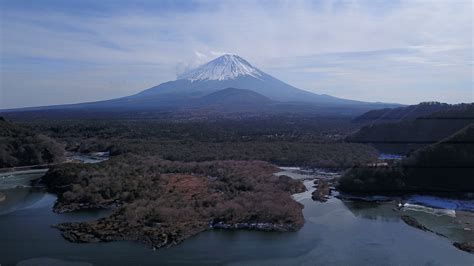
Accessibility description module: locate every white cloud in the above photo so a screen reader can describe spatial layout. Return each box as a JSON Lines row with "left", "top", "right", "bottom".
{"left": 0, "top": 0, "right": 472, "bottom": 108}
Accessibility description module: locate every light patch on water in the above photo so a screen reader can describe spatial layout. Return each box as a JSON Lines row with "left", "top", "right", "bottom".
{"left": 292, "top": 180, "right": 316, "bottom": 202}
{"left": 68, "top": 153, "right": 109, "bottom": 164}
{"left": 276, "top": 167, "right": 316, "bottom": 202}
{"left": 276, "top": 167, "right": 340, "bottom": 202}
{"left": 407, "top": 195, "right": 474, "bottom": 212}
{"left": 0, "top": 169, "right": 48, "bottom": 190}
{"left": 274, "top": 169, "right": 311, "bottom": 180}
{"left": 402, "top": 203, "right": 456, "bottom": 217}
{"left": 278, "top": 167, "right": 301, "bottom": 171}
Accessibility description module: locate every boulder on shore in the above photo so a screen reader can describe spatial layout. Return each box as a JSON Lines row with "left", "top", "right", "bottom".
{"left": 401, "top": 215, "right": 433, "bottom": 232}
{"left": 453, "top": 242, "right": 474, "bottom": 254}
{"left": 312, "top": 179, "right": 331, "bottom": 202}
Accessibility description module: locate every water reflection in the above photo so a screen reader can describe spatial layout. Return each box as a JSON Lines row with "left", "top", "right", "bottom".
{"left": 342, "top": 198, "right": 474, "bottom": 244}
{"left": 0, "top": 187, "right": 49, "bottom": 215}
{"left": 342, "top": 200, "right": 400, "bottom": 222}
{"left": 0, "top": 169, "right": 48, "bottom": 190}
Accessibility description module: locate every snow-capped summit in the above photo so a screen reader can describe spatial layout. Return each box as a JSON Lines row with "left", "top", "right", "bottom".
{"left": 178, "top": 54, "right": 263, "bottom": 81}
{"left": 127, "top": 53, "right": 387, "bottom": 107}
{"left": 7, "top": 53, "right": 399, "bottom": 114}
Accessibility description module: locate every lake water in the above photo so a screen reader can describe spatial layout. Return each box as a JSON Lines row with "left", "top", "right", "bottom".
{"left": 0, "top": 169, "right": 473, "bottom": 265}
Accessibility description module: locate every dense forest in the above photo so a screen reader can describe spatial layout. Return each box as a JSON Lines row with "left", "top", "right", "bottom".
{"left": 44, "top": 155, "right": 306, "bottom": 248}
{"left": 0, "top": 117, "right": 65, "bottom": 168}
{"left": 0, "top": 114, "right": 378, "bottom": 248}
{"left": 353, "top": 102, "right": 451, "bottom": 124}
{"left": 347, "top": 103, "right": 474, "bottom": 154}
{"left": 17, "top": 116, "right": 378, "bottom": 168}
{"left": 338, "top": 124, "right": 474, "bottom": 193}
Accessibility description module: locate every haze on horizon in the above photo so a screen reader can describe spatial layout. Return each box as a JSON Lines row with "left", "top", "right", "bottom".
{"left": 0, "top": 0, "right": 472, "bottom": 109}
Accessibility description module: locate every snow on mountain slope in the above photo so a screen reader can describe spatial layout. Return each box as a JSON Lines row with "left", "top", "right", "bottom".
{"left": 136, "top": 54, "right": 384, "bottom": 105}
{"left": 178, "top": 54, "right": 264, "bottom": 81}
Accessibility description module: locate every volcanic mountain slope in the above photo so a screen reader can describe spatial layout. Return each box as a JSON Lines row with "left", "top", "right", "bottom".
{"left": 132, "top": 54, "right": 367, "bottom": 105}
{"left": 1, "top": 54, "right": 399, "bottom": 117}
{"left": 196, "top": 88, "right": 274, "bottom": 106}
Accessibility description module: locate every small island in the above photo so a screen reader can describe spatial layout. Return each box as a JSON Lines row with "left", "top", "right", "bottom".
{"left": 43, "top": 156, "right": 306, "bottom": 248}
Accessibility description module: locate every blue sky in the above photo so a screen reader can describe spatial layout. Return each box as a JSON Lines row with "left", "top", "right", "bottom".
{"left": 1, "top": 0, "right": 472, "bottom": 108}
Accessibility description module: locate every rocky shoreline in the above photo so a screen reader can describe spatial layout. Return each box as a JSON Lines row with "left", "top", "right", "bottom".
{"left": 311, "top": 179, "right": 332, "bottom": 202}
{"left": 338, "top": 193, "right": 474, "bottom": 255}
{"left": 209, "top": 221, "right": 300, "bottom": 232}
{"left": 53, "top": 201, "right": 121, "bottom": 214}
{"left": 54, "top": 219, "right": 302, "bottom": 250}
{"left": 297, "top": 165, "right": 474, "bottom": 256}
{"left": 453, "top": 242, "right": 474, "bottom": 254}
{"left": 400, "top": 215, "right": 447, "bottom": 238}
{"left": 53, "top": 220, "right": 207, "bottom": 249}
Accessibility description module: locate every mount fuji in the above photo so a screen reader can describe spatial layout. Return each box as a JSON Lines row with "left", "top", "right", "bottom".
{"left": 1, "top": 54, "right": 400, "bottom": 117}
{"left": 131, "top": 54, "right": 365, "bottom": 105}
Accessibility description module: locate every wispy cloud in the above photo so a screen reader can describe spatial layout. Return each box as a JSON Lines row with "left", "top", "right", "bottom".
{"left": 0, "top": 0, "right": 472, "bottom": 108}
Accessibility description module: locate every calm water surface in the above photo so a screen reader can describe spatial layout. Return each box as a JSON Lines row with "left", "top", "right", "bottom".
{"left": 0, "top": 169, "right": 473, "bottom": 265}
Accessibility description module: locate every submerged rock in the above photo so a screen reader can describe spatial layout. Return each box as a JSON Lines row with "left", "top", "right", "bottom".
{"left": 401, "top": 215, "right": 447, "bottom": 238}
{"left": 401, "top": 215, "right": 433, "bottom": 232}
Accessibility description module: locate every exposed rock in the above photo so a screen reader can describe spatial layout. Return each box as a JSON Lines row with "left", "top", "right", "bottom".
{"left": 312, "top": 179, "right": 331, "bottom": 202}
{"left": 453, "top": 242, "right": 474, "bottom": 254}
{"left": 401, "top": 215, "right": 432, "bottom": 232}
{"left": 400, "top": 215, "right": 447, "bottom": 238}
{"left": 0, "top": 192, "right": 5, "bottom": 202}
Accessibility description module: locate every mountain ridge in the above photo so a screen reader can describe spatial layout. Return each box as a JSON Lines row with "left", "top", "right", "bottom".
{"left": 353, "top": 101, "right": 451, "bottom": 124}
{"left": 347, "top": 102, "right": 474, "bottom": 154}
{"left": 135, "top": 54, "right": 377, "bottom": 105}
{"left": 0, "top": 54, "right": 401, "bottom": 116}
{"left": 197, "top": 88, "right": 273, "bottom": 106}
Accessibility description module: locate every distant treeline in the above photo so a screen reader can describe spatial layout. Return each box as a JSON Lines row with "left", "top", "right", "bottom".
{"left": 0, "top": 117, "right": 65, "bottom": 168}
{"left": 347, "top": 103, "right": 474, "bottom": 154}
{"left": 338, "top": 124, "right": 474, "bottom": 193}
{"left": 20, "top": 116, "right": 377, "bottom": 168}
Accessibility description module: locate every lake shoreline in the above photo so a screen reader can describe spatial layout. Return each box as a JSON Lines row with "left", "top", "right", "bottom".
{"left": 41, "top": 159, "right": 307, "bottom": 250}
{"left": 2, "top": 166, "right": 473, "bottom": 265}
